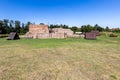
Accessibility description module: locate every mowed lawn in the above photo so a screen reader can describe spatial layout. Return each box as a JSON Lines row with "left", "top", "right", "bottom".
{"left": 0, "top": 36, "right": 120, "bottom": 80}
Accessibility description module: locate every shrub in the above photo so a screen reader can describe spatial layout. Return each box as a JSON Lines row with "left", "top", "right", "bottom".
{"left": 109, "top": 33, "right": 118, "bottom": 37}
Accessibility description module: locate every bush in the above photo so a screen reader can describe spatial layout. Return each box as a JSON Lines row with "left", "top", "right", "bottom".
{"left": 109, "top": 33, "right": 118, "bottom": 37}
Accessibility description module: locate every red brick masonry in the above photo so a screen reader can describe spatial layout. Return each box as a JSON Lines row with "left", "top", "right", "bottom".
{"left": 25, "top": 25, "right": 73, "bottom": 39}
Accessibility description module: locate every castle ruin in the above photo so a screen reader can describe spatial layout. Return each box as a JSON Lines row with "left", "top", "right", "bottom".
{"left": 25, "top": 24, "right": 73, "bottom": 39}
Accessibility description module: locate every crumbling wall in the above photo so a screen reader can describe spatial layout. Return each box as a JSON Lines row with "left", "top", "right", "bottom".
{"left": 25, "top": 32, "right": 33, "bottom": 38}
{"left": 63, "top": 29, "right": 73, "bottom": 36}
{"left": 50, "top": 33, "right": 66, "bottom": 38}
{"left": 36, "top": 33, "right": 50, "bottom": 39}
{"left": 25, "top": 25, "right": 73, "bottom": 39}
{"left": 52, "top": 28, "right": 73, "bottom": 37}
{"left": 29, "top": 25, "right": 49, "bottom": 33}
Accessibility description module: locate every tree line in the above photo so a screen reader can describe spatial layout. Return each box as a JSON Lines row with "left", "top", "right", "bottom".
{"left": 0, "top": 19, "right": 31, "bottom": 34}
{"left": 49, "top": 24, "right": 111, "bottom": 33}
{"left": 0, "top": 19, "right": 119, "bottom": 34}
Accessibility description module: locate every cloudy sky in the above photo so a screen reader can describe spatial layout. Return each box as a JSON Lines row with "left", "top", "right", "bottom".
{"left": 0, "top": 0, "right": 120, "bottom": 28}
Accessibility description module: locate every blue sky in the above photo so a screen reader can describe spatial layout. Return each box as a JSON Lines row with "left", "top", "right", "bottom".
{"left": 0, "top": 0, "right": 120, "bottom": 28}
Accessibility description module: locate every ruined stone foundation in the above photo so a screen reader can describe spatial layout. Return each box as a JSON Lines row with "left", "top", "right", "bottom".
{"left": 25, "top": 25, "right": 73, "bottom": 39}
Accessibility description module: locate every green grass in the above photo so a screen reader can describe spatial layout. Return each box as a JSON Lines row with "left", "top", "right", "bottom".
{"left": 0, "top": 35, "right": 120, "bottom": 80}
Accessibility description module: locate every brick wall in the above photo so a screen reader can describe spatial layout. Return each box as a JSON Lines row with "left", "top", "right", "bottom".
{"left": 25, "top": 25, "right": 73, "bottom": 39}
{"left": 29, "top": 25, "right": 49, "bottom": 34}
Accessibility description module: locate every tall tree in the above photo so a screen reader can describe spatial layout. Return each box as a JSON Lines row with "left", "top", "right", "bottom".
{"left": 3, "top": 19, "right": 9, "bottom": 34}
{"left": 24, "top": 21, "right": 31, "bottom": 32}
{"left": 93, "top": 24, "right": 99, "bottom": 30}
{"left": 40, "top": 23, "right": 45, "bottom": 25}
{"left": 105, "top": 26, "right": 110, "bottom": 32}
{"left": 86, "top": 24, "right": 93, "bottom": 32}
{"left": 9, "top": 20, "right": 15, "bottom": 32}
{"left": 0, "top": 20, "right": 3, "bottom": 34}
{"left": 81, "top": 25, "right": 85, "bottom": 32}
{"left": 81, "top": 25, "right": 93, "bottom": 32}
{"left": 71, "top": 26, "right": 78, "bottom": 33}
{"left": 20, "top": 23, "right": 26, "bottom": 34}
{"left": 3, "top": 19, "right": 9, "bottom": 27}
{"left": 49, "top": 24, "right": 54, "bottom": 28}
{"left": 93, "top": 24, "right": 103, "bottom": 32}
{"left": 61, "top": 24, "right": 69, "bottom": 29}
{"left": 15, "top": 20, "right": 21, "bottom": 33}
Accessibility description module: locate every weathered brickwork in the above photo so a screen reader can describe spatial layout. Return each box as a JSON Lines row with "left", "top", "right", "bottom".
{"left": 25, "top": 25, "right": 73, "bottom": 39}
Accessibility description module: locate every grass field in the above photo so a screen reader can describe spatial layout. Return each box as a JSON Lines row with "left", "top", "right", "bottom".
{"left": 0, "top": 35, "right": 120, "bottom": 80}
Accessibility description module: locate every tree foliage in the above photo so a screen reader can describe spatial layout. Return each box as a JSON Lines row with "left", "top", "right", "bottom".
{"left": 49, "top": 24, "right": 69, "bottom": 29}
{"left": 81, "top": 24, "right": 104, "bottom": 32}
{"left": 0, "top": 19, "right": 30, "bottom": 34}
{"left": 15, "top": 20, "right": 21, "bottom": 33}
{"left": 70, "top": 26, "right": 78, "bottom": 33}
{"left": 105, "top": 26, "right": 110, "bottom": 32}
{"left": 0, "top": 19, "right": 114, "bottom": 35}
{"left": 81, "top": 25, "right": 93, "bottom": 32}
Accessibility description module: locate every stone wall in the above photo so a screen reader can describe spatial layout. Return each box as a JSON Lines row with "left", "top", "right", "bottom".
{"left": 36, "top": 33, "right": 50, "bottom": 39}
{"left": 25, "top": 25, "right": 73, "bottom": 39}
{"left": 52, "top": 28, "right": 73, "bottom": 37}
{"left": 63, "top": 29, "right": 74, "bottom": 36}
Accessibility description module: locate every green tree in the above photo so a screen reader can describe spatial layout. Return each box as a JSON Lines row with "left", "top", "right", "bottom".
{"left": 105, "top": 26, "right": 110, "bottom": 32}
{"left": 40, "top": 23, "right": 45, "bottom": 25}
{"left": 71, "top": 26, "right": 78, "bottom": 33}
{"left": 81, "top": 25, "right": 93, "bottom": 32}
{"left": 81, "top": 25, "right": 85, "bottom": 32}
{"left": 24, "top": 21, "right": 31, "bottom": 33}
{"left": 93, "top": 24, "right": 103, "bottom": 32}
{"left": 93, "top": 24, "right": 99, "bottom": 30}
{"left": 3, "top": 19, "right": 9, "bottom": 27}
{"left": 0, "top": 20, "right": 3, "bottom": 34}
{"left": 49, "top": 24, "right": 54, "bottom": 28}
{"left": 86, "top": 24, "right": 93, "bottom": 32}
{"left": 9, "top": 20, "right": 15, "bottom": 32}
{"left": 15, "top": 20, "right": 21, "bottom": 33}
{"left": 20, "top": 23, "right": 26, "bottom": 34}
{"left": 61, "top": 24, "right": 69, "bottom": 29}
{"left": 3, "top": 19, "right": 9, "bottom": 34}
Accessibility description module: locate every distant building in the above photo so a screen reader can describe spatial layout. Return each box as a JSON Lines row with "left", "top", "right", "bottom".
{"left": 25, "top": 24, "right": 73, "bottom": 39}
